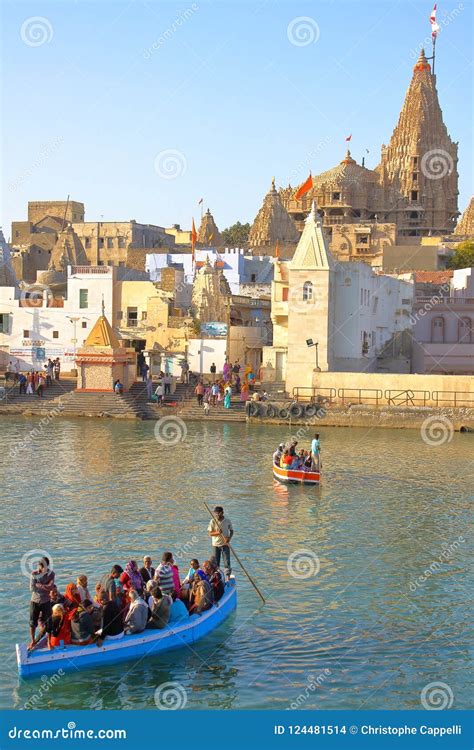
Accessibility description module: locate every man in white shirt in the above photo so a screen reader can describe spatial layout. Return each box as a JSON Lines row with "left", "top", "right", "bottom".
{"left": 208, "top": 506, "right": 233, "bottom": 579}
{"left": 155, "top": 383, "right": 164, "bottom": 406}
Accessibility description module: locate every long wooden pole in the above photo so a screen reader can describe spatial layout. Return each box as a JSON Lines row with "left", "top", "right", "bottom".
{"left": 204, "top": 502, "right": 266, "bottom": 604}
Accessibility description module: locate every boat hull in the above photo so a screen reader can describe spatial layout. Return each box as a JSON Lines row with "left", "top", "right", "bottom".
{"left": 17, "top": 579, "right": 237, "bottom": 679}
{"left": 273, "top": 463, "right": 320, "bottom": 485}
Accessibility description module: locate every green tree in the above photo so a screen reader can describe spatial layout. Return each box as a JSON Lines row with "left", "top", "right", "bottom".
{"left": 221, "top": 221, "right": 251, "bottom": 247}
{"left": 447, "top": 241, "right": 474, "bottom": 269}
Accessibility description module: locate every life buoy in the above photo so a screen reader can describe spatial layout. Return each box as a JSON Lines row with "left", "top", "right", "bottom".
{"left": 289, "top": 403, "right": 304, "bottom": 418}
{"left": 265, "top": 404, "right": 277, "bottom": 418}
{"left": 305, "top": 404, "right": 317, "bottom": 417}
{"left": 279, "top": 407, "right": 290, "bottom": 419}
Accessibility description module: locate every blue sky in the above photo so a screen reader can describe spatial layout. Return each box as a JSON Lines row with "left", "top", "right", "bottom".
{"left": 1, "top": 0, "right": 472, "bottom": 237}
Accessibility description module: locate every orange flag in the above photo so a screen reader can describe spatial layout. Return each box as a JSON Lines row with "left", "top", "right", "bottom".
{"left": 191, "top": 218, "right": 197, "bottom": 264}
{"left": 275, "top": 241, "right": 280, "bottom": 259}
{"left": 294, "top": 173, "right": 312, "bottom": 201}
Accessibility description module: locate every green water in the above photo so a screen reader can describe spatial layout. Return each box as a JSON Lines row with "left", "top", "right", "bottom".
{"left": 0, "top": 417, "right": 472, "bottom": 710}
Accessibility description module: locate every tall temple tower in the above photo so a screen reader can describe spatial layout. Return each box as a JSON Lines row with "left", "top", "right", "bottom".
{"left": 377, "top": 49, "right": 458, "bottom": 236}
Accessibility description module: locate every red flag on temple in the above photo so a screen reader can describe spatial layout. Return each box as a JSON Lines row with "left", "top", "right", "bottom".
{"left": 345, "top": 134, "right": 352, "bottom": 142}
{"left": 294, "top": 173, "right": 313, "bottom": 201}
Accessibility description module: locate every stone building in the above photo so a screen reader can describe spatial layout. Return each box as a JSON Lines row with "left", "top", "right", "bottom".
{"left": 197, "top": 209, "right": 222, "bottom": 247}
{"left": 453, "top": 197, "right": 474, "bottom": 238}
{"left": 262, "top": 203, "right": 414, "bottom": 392}
{"left": 191, "top": 257, "right": 231, "bottom": 324}
{"left": 248, "top": 178, "right": 299, "bottom": 255}
{"left": 71, "top": 219, "right": 174, "bottom": 266}
{"left": 275, "top": 50, "right": 459, "bottom": 263}
{"left": 75, "top": 313, "right": 136, "bottom": 391}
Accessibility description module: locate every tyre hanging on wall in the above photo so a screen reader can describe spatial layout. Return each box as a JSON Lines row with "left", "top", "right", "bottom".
{"left": 279, "top": 407, "right": 290, "bottom": 419}
{"left": 289, "top": 403, "right": 305, "bottom": 418}
{"left": 265, "top": 404, "right": 277, "bottom": 418}
{"left": 305, "top": 404, "right": 317, "bottom": 417}
{"left": 249, "top": 401, "right": 261, "bottom": 417}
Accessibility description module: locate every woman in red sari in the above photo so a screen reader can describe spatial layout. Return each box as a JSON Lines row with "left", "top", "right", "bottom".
{"left": 48, "top": 604, "right": 74, "bottom": 649}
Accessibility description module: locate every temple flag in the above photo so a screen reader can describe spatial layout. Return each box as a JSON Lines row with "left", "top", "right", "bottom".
{"left": 198, "top": 197, "right": 203, "bottom": 205}
{"left": 345, "top": 134, "right": 352, "bottom": 142}
{"left": 294, "top": 173, "right": 313, "bottom": 201}
{"left": 430, "top": 4, "right": 440, "bottom": 37}
{"left": 275, "top": 241, "right": 280, "bottom": 259}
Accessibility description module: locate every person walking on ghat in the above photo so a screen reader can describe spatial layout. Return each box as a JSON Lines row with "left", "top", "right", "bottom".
{"left": 208, "top": 505, "right": 233, "bottom": 580}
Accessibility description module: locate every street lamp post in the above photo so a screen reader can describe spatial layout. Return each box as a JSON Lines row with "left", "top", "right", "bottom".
{"left": 306, "top": 338, "right": 320, "bottom": 371}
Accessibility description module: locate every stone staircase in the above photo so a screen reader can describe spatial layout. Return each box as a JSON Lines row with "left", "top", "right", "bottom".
{"left": 177, "top": 398, "right": 247, "bottom": 422}
{"left": 0, "top": 377, "right": 77, "bottom": 410}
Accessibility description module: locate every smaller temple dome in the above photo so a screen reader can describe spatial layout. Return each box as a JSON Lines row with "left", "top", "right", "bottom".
{"left": 413, "top": 48, "right": 431, "bottom": 73}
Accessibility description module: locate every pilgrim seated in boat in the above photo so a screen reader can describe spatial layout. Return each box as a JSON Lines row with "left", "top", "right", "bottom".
{"left": 146, "top": 584, "right": 172, "bottom": 629}
{"left": 71, "top": 600, "right": 98, "bottom": 646}
{"left": 188, "top": 572, "right": 213, "bottom": 614}
{"left": 124, "top": 589, "right": 148, "bottom": 634}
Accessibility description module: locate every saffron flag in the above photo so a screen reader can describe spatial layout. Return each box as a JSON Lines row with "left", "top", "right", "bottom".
{"left": 294, "top": 174, "right": 313, "bottom": 201}
{"left": 430, "top": 4, "right": 440, "bottom": 37}
{"left": 275, "top": 241, "right": 280, "bottom": 259}
{"left": 345, "top": 134, "right": 352, "bottom": 142}
{"left": 191, "top": 218, "right": 197, "bottom": 264}
{"left": 198, "top": 197, "right": 203, "bottom": 205}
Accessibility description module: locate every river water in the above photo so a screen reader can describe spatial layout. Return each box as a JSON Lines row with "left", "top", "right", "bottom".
{"left": 0, "top": 417, "right": 471, "bottom": 710}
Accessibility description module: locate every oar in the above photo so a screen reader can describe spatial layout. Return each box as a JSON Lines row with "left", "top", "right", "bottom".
{"left": 203, "top": 502, "right": 266, "bottom": 604}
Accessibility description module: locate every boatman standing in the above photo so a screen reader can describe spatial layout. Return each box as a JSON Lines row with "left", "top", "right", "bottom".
{"left": 311, "top": 432, "right": 321, "bottom": 470}
{"left": 208, "top": 506, "right": 233, "bottom": 580}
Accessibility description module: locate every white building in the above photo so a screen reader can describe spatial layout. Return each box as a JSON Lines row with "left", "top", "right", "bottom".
{"left": 412, "top": 268, "right": 474, "bottom": 374}
{"left": 0, "top": 266, "right": 115, "bottom": 370}
{"left": 262, "top": 203, "right": 415, "bottom": 393}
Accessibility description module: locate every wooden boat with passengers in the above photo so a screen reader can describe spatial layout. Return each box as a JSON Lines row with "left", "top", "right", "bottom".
{"left": 17, "top": 578, "right": 237, "bottom": 679}
{"left": 273, "top": 463, "right": 320, "bottom": 485}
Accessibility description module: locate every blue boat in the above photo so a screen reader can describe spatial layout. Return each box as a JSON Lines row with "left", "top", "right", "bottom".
{"left": 17, "top": 578, "right": 237, "bottom": 679}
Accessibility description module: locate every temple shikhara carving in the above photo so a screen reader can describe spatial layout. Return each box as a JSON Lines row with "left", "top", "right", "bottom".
{"left": 249, "top": 178, "right": 300, "bottom": 252}
{"left": 197, "top": 208, "right": 222, "bottom": 247}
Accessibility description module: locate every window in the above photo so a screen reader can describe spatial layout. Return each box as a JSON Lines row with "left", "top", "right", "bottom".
{"left": 23, "top": 330, "right": 29, "bottom": 338}
{"left": 302, "top": 281, "right": 313, "bottom": 301}
{"left": 282, "top": 288, "right": 289, "bottom": 302}
{"left": 141, "top": 311, "right": 147, "bottom": 320}
{"left": 411, "top": 190, "right": 418, "bottom": 201}
{"left": 79, "top": 289, "right": 88, "bottom": 309}
{"left": 127, "top": 307, "right": 138, "bottom": 327}
{"left": 118, "top": 237, "right": 126, "bottom": 249}
{"left": 332, "top": 192, "right": 341, "bottom": 201}
{"left": 107, "top": 238, "right": 114, "bottom": 249}
{"left": 356, "top": 235, "right": 369, "bottom": 245}
{"left": 98, "top": 261, "right": 104, "bottom": 266}
{"left": 53, "top": 331, "right": 59, "bottom": 339}
{"left": 412, "top": 173, "right": 418, "bottom": 182}
{"left": 15, "top": 230, "right": 19, "bottom": 237}
{"left": 412, "top": 156, "right": 418, "bottom": 167}
{"left": 85, "top": 237, "right": 91, "bottom": 248}
{"left": 82, "top": 321, "right": 87, "bottom": 328}
{"left": 431, "top": 316, "right": 445, "bottom": 343}
{"left": 251, "top": 273, "right": 256, "bottom": 282}
{"left": 458, "top": 317, "right": 472, "bottom": 343}
{"left": 0, "top": 313, "right": 9, "bottom": 333}
{"left": 360, "top": 289, "right": 364, "bottom": 306}
{"left": 402, "top": 298, "right": 411, "bottom": 305}
{"left": 99, "top": 238, "right": 104, "bottom": 248}
{"left": 118, "top": 261, "right": 125, "bottom": 267}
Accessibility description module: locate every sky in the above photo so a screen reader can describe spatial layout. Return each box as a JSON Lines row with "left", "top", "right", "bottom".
{"left": 1, "top": 0, "right": 472, "bottom": 238}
